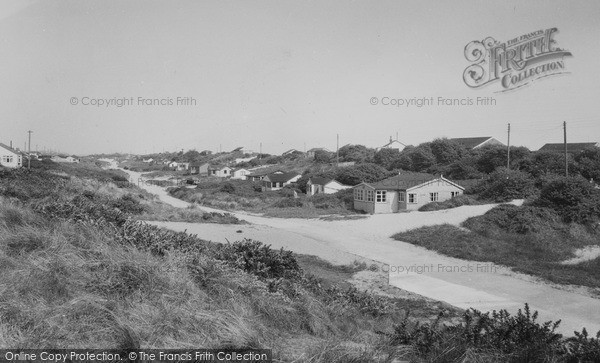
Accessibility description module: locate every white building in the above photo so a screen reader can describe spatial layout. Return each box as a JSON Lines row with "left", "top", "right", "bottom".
{"left": 0, "top": 143, "right": 23, "bottom": 168}
{"left": 307, "top": 177, "right": 351, "bottom": 196}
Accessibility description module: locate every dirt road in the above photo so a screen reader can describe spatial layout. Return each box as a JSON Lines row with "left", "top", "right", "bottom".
{"left": 117, "top": 165, "right": 600, "bottom": 335}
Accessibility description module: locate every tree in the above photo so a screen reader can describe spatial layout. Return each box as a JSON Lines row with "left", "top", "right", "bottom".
{"left": 534, "top": 175, "right": 600, "bottom": 224}
{"left": 518, "top": 151, "right": 577, "bottom": 178}
{"left": 429, "top": 138, "right": 468, "bottom": 165}
{"left": 573, "top": 147, "right": 600, "bottom": 181}
{"left": 335, "top": 163, "right": 392, "bottom": 186}
{"left": 470, "top": 167, "right": 536, "bottom": 202}
{"left": 314, "top": 150, "right": 333, "bottom": 163}
{"left": 374, "top": 148, "right": 401, "bottom": 169}
{"left": 475, "top": 145, "right": 530, "bottom": 174}
{"left": 338, "top": 144, "right": 375, "bottom": 163}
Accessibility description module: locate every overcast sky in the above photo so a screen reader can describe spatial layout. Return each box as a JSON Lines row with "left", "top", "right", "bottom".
{"left": 1, "top": 0, "right": 598, "bottom": 155}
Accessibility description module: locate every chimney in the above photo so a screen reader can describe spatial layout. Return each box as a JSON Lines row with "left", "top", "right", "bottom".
{"left": 10, "top": 141, "right": 12, "bottom": 148}
{"left": 389, "top": 136, "right": 392, "bottom": 143}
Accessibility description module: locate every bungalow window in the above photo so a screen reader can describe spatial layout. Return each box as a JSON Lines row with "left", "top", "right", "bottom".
{"left": 354, "top": 189, "right": 364, "bottom": 201}
{"left": 408, "top": 193, "right": 417, "bottom": 203}
{"left": 451, "top": 191, "right": 461, "bottom": 198}
{"left": 376, "top": 190, "right": 386, "bottom": 203}
{"left": 399, "top": 192, "right": 405, "bottom": 202}
{"left": 430, "top": 192, "right": 439, "bottom": 202}
{"left": 2, "top": 156, "right": 13, "bottom": 163}
{"left": 366, "top": 190, "right": 374, "bottom": 202}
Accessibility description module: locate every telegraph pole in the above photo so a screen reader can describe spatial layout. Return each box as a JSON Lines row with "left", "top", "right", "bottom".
{"left": 27, "top": 130, "right": 33, "bottom": 170}
{"left": 506, "top": 123, "right": 511, "bottom": 170}
{"left": 563, "top": 121, "right": 568, "bottom": 177}
{"left": 336, "top": 134, "right": 339, "bottom": 167}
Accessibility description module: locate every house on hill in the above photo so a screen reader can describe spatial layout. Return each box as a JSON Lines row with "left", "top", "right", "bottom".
{"left": 246, "top": 171, "right": 269, "bottom": 181}
{"left": 52, "top": 155, "right": 80, "bottom": 163}
{"left": 262, "top": 171, "right": 301, "bottom": 191}
{"left": 450, "top": 137, "right": 504, "bottom": 149}
{"left": 168, "top": 161, "right": 179, "bottom": 169}
{"left": 209, "top": 165, "right": 232, "bottom": 177}
{"left": 0, "top": 143, "right": 23, "bottom": 168}
{"left": 353, "top": 172, "right": 464, "bottom": 214}
{"left": 190, "top": 163, "right": 209, "bottom": 175}
{"left": 538, "top": 142, "right": 599, "bottom": 153}
{"left": 176, "top": 162, "right": 190, "bottom": 171}
{"left": 307, "top": 177, "right": 351, "bottom": 196}
{"left": 376, "top": 137, "right": 406, "bottom": 152}
{"left": 231, "top": 168, "right": 250, "bottom": 180}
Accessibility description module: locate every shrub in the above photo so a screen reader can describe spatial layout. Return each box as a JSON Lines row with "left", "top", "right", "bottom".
{"left": 217, "top": 239, "right": 302, "bottom": 280}
{"left": 470, "top": 167, "right": 536, "bottom": 202}
{"left": 220, "top": 182, "right": 236, "bottom": 194}
{"left": 272, "top": 197, "right": 304, "bottom": 208}
{"left": 533, "top": 175, "right": 600, "bottom": 224}
{"left": 463, "top": 204, "right": 563, "bottom": 235}
{"left": 418, "top": 195, "right": 478, "bottom": 211}
{"left": 309, "top": 193, "right": 342, "bottom": 209}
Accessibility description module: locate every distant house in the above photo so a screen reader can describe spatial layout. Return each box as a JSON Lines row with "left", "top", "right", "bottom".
{"left": 0, "top": 143, "right": 23, "bottom": 168}
{"left": 376, "top": 137, "right": 406, "bottom": 152}
{"left": 142, "top": 158, "right": 154, "bottom": 163}
{"left": 51, "top": 155, "right": 80, "bottom": 163}
{"left": 176, "top": 162, "right": 190, "bottom": 171}
{"left": 246, "top": 171, "right": 269, "bottom": 181}
{"left": 353, "top": 172, "right": 464, "bottom": 214}
{"left": 450, "top": 137, "right": 504, "bottom": 149}
{"left": 231, "top": 168, "right": 250, "bottom": 180}
{"left": 262, "top": 171, "right": 301, "bottom": 191}
{"left": 190, "top": 163, "right": 209, "bottom": 175}
{"left": 538, "top": 142, "right": 599, "bottom": 153}
{"left": 168, "top": 161, "right": 179, "bottom": 169}
{"left": 307, "top": 148, "right": 331, "bottom": 159}
{"left": 307, "top": 177, "right": 351, "bottom": 196}
{"left": 209, "top": 165, "right": 233, "bottom": 177}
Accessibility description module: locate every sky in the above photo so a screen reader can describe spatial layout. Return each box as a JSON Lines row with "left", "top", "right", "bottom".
{"left": 0, "top": 0, "right": 598, "bottom": 155}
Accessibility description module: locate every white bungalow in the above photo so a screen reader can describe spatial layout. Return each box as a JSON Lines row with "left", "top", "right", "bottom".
{"left": 353, "top": 173, "right": 464, "bottom": 214}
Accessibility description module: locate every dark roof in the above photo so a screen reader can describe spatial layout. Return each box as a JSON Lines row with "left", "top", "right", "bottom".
{"left": 309, "top": 177, "right": 334, "bottom": 185}
{"left": 450, "top": 137, "right": 494, "bottom": 149}
{"left": 0, "top": 143, "right": 23, "bottom": 155}
{"left": 538, "top": 143, "right": 598, "bottom": 153}
{"left": 266, "top": 171, "right": 300, "bottom": 183}
{"left": 231, "top": 147, "right": 244, "bottom": 152}
{"left": 363, "top": 172, "right": 464, "bottom": 191}
{"left": 307, "top": 147, "right": 330, "bottom": 153}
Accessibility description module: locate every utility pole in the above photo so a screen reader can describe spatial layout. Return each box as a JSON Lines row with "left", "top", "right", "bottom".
{"left": 259, "top": 142, "right": 262, "bottom": 158}
{"left": 336, "top": 134, "right": 339, "bottom": 167}
{"left": 27, "top": 130, "right": 33, "bottom": 170}
{"left": 506, "top": 123, "right": 511, "bottom": 170}
{"left": 564, "top": 121, "right": 568, "bottom": 177}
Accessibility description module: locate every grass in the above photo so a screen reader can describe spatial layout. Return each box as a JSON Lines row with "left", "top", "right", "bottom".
{"left": 393, "top": 205, "right": 600, "bottom": 289}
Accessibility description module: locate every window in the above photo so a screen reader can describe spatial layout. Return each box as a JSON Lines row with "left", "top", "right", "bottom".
{"left": 354, "top": 189, "right": 364, "bottom": 201}
{"left": 451, "top": 191, "right": 461, "bottom": 198}
{"left": 408, "top": 193, "right": 417, "bottom": 203}
{"left": 376, "top": 190, "right": 387, "bottom": 203}
{"left": 367, "top": 190, "right": 374, "bottom": 202}
{"left": 2, "top": 156, "right": 14, "bottom": 163}
{"left": 399, "top": 192, "right": 405, "bottom": 202}
{"left": 430, "top": 192, "right": 439, "bottom": 202}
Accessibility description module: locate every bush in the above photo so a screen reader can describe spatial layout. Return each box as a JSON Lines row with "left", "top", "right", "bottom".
{"left": 272, "top": 197, "right": 304, "bottom": 208}
{"left": 309, "top": 193, "right": 342, "bottom": 209}
{"left": 534, "top": 175, "right": 600, "bottom": 224}
{"left": 217, "top": 239, "right": 302, "bottom": 280}
{"left": 463, "top": 204, "right": 563, "bottom": 235}
{"left": 418, "top": 195, "right": 478, "bottom": 211}
{"left": 470, "top": 167, "right": 536, "bottom": 202}
{"left": 383, "top": 304, "right": 564, "bottom": 361}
